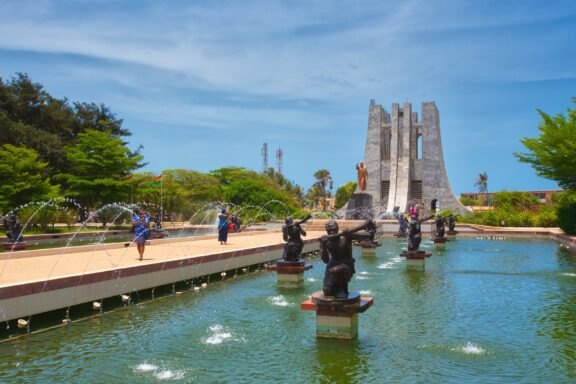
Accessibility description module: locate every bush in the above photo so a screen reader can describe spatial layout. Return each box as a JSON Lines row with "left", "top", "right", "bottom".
{"left": 461, "top": 207, "right": 557, "bottom": 228}
{"left": 556, "top": 193, "right": 576, "bottom": 235}
{"left": 334, "top": 182, "right": 357, "bottom": 209}
{"left": 459, "top": 197, "right": 477, "bottom": 206}
{"left": 16, "top": 204, "right": 58, "bottom": 232}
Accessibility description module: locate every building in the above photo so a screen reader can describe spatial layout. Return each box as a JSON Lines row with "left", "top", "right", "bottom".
{"left": 360, "top": 100, "right": 466, "bottom": 215}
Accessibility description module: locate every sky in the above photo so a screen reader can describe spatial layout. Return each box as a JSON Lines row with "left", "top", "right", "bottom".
{"left": 0, "top": 0, "right": 575, "bottom": 195}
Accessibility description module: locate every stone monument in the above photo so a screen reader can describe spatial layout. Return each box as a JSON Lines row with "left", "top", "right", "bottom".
{"left": 358, "top": 100, "right": 468, "bottom": 216}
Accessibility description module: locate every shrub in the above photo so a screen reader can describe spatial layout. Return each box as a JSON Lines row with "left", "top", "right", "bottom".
{"left": 556, "top": 193, "right": 576, "bottom": 235}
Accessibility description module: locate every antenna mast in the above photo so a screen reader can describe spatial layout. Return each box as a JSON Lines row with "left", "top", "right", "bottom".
{"left": 276, "top": 147, "right": 283, "bottom": 175}
{"left": 261, "top": 143, "right": 268, "bottom": 173}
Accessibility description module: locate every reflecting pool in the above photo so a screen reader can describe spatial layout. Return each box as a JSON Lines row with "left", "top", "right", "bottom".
{"left": 0, "top": 238, "right": 575, "bottom": 383}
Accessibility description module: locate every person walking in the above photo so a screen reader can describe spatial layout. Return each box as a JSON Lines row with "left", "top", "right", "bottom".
{"left": 132, "top": 210, "right": 150, "bottom": 260}
{"left": 218, "top": 208, "right": 229, "bottom": 245}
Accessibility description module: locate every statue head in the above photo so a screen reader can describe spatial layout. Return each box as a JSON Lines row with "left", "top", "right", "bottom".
{"left": 325, "top": 219, "right": 339, "bottom": 234}
{"left": 285, "top": 216, "right": 293, "bottom": 226}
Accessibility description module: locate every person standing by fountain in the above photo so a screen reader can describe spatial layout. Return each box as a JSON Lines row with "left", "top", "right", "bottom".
{"left": 132, "top": 210, "right": 150, "bottom": 261}
{"left": 218, "top": 208, "right": 229, "bottom": 245}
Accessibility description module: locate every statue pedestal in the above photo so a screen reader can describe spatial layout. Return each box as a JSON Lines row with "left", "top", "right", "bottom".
{"left": 400, "top": 250, "right": 431, "bottom": 271}
{"left": 345, "top": 193, "right": 373, "bottom": 220}
{"left": 446, "top": 231, "right": 458, "bottom": 240}
{"left": 266, "top": 261, "right": 312, "bottom": 288}
{"left": 3, "top": 242, "right": 28, "bottom": 251}
{"left": 432, "top": 237, "right": 448, "bottom": 248}
{"left": 354, "top": 240, "right": 381, "bottom": 248}
{"left": 301, "top": 291, "right": 373, "bottom": 340}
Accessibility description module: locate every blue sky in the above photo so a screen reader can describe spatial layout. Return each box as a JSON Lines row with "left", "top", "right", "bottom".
{"left": 1, "top": 0, "right": 575, "bottom": 195}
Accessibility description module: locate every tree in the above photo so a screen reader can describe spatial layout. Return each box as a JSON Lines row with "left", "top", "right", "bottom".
{"left": 474, "top": 172, "right": 490, "bottom": 205}
{"left": 309, "top": 169, "right": 333, "bottom": 211}
{"left": 555, "top": 192, "right": 576, "bottom": 235}
{"left": 514, "top": 98, "right": 576, "bottom": 191}
{"left": 334, "top": 181, "right": 357, "bottom": 209}
{"left": 56, "top": 130, "right": 144, "bottom": 209}
{"left": 0, "top": 144, "right": 57, "bottom": 212}
{"left": 0, "top": 73, "right": 133, "bottom": 178}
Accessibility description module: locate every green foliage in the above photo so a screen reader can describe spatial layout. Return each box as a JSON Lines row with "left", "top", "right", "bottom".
{"left": 334, "top": 181, "right": 357, "bottom": 209}
{"left": 17, "top": 204, "right": 58, "bottom": 232}
{"left": 0, "top": 144, "right": 58, "bottom": 212}
{"left": 555, "top": 192, "right": 576, "bottom": 235}
{"left": 57, "top": 130, "right": 144, "bottom": 208}
{"left": 514, "top": 98, "right": 576, "bottom": 190}
{"left": 459, "top": 197, "right": 477, "bottom": 206}
{"left": 307, "top": 169, "right": 333, "bottom": 210}
{"left": 133, "top": 169, "right": 222, "bottom": 220}
{"left": 0, "top": 73, "right": 132, "bottom": 178}
{"left": 461, "top": 206, "right": 557, "bottom": 228}
{"left": 223, "top": 178, "right": 295, "bottom": 216}
{"left": 491, "top": 191, "right": 540, "bottom": 211}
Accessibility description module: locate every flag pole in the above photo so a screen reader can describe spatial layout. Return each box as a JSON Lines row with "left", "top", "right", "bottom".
{"left": 160, "top": 175, "right": 163, "bottom": 227}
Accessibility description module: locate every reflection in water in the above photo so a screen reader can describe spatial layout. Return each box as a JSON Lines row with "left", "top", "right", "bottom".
{"left": 534, "top": 247, "right": 576, "bottom": 379}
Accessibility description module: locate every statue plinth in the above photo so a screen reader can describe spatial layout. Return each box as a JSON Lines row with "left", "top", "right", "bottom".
{"left": 301, "top": 291, "right": 373, "bottom": 339}
{"left": 432, "top": 237, "right": 448, "bottom": 244}
{"left": 345, "top": 193, "right": 373, "bottom": 220}
{"left": 446, "top": 230, "right": 458, "bottom": 240}
{"left": 266, "top": 260, "right": 312, "bottom": 288}
{"left": 400, "top": 250, "right": 432, "bottom": 270}
{"left": 353, "top": 240, "right": 381, "bottom": 248}
{"left": 3, "top": 242, "right": 28, "bottom": 251}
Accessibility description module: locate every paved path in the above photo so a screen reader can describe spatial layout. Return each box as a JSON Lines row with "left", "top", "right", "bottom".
{"left": 0, "top": 231, "right": 326, "bottom": 287}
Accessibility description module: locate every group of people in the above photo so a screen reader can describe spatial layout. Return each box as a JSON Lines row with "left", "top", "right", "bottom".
{"left": 217, "top": 208, "right": 241, "bottom": 245}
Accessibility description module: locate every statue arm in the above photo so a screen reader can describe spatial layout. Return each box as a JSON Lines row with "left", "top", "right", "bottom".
{"left": 282, "top": 226, "right": 288, "bottom": 241}
{"left": 320, "top": 236, "right": 329, "bottom": 263}
{"left": 300, "top": 226, "right": 306, "bottom": 237}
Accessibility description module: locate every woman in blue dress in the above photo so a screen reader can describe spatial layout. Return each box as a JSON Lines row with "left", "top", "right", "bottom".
{"left": 218, "top": 208, "right": 229, "bottom": 245}
{"left": 132, "top": 210, "right": 150, "bottom": 260}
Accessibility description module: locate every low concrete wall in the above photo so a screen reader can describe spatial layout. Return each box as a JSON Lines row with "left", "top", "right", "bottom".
{"left": 0, "top": 237, "right": 318, "bottom": 322}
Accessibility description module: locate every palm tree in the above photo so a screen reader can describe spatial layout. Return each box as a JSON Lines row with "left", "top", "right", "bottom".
{"left": 474, "top": 172, "right": 490, "bottom": 205}
{"left": 312, "top": 169, "right": 333, "bottom": 211}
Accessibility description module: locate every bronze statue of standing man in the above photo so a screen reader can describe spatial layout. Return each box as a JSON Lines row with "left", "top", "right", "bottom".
{"left": 356, "top": 162, "right": 368, "bottom": 192}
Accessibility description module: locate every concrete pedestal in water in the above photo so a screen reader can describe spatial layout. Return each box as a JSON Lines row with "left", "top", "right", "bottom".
{"left": 400, "top": 250, "right": 431, "bottom": 270}
{"left": 446, "top": 230, "right": 458, "bottom": 241}
{"left": 432, "top": 237, "right": 448, "bottom": 249}
{"left": 301, "top": 291, "right": 373, "bottom": 340}
{"left": 266, "top": 260, "right": 312, "bottom": 288}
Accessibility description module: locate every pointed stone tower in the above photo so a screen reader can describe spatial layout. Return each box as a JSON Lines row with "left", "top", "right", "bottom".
{"left": 362, "top": 100, "right": 466, "bottom": 215}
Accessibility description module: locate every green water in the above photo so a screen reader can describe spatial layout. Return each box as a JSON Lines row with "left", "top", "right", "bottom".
{"left": 0, "top": 238, "right": 575, "bottom": 383}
